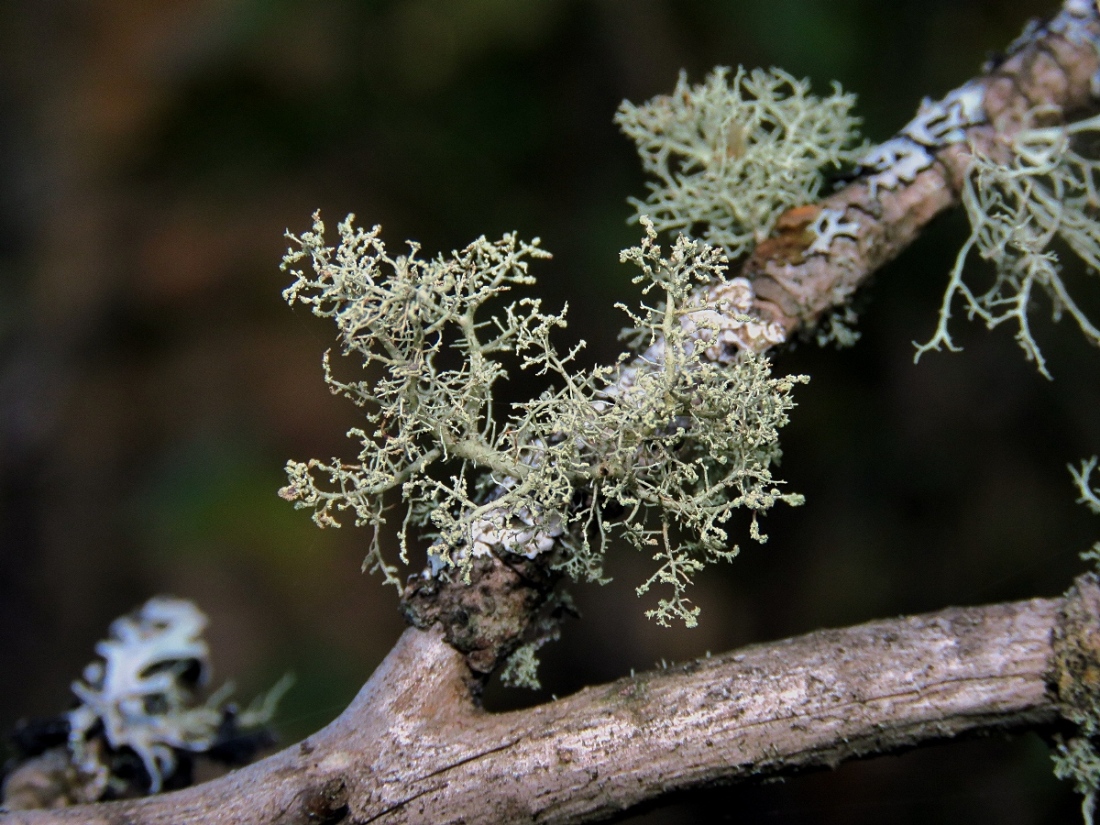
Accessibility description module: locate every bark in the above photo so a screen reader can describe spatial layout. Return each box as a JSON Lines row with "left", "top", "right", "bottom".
{"left": 6, "top": 576, "right": 1099, "bottom": 825}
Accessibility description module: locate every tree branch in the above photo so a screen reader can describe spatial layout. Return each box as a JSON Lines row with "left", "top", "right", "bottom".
{"left": 7, "top": 575, "right": 1099, "bottom": 824}
{"left": 747, "top": 0, "right": 1100, "bottom": 338}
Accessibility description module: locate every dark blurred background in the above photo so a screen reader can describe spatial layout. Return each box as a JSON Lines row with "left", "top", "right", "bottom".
{"left": 1, "top": 0, "right": 1098, "bottom": 821}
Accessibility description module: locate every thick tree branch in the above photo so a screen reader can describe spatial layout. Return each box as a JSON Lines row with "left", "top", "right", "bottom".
{"left": 7, "top": 576, "right": 1099, "bottom": 824}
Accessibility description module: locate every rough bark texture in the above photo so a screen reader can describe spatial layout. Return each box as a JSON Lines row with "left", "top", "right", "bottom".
{"left": 7, "top": 577, "right": 1100, "bottom": 825}
{"left": 400, "top": 551, "right": 563, "bottom": 679}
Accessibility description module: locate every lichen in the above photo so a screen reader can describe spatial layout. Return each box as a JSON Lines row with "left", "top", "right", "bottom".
{"left": 805, "top": 208, "right": 860, "bottom": 256}
{"left": 914, "top": 114, "right": 1100, "bottom": 378}
{"left": 858, "top": 138, "right": 935, "bottom": 197}
{"left": 854, "top": 81, "right": 986, "bottom": 199}
{"left": 615, "top": 66, "right": 865, "bottom": 260}
{"left": 1076, "top": 457, "right": 1100, "bottom": 581}
{"left": 1054, "top": 735, "right": 1100, "bottom": 825}
{"left": 499, "top": 642, "right": 544, "bottom": 690}
{"left": 814, "top": 305, "right": 862, "bottom": 349}
{"left": 1073, "top": 457, "right": 1100, "bottom": 517}
{"left": 64, "top": 598, "right": 290, "bottom": 796}
{"left": 280, "top": 214, "right": 806, "bottom": 626}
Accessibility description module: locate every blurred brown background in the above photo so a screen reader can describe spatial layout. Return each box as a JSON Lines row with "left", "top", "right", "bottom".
{"left": 1, "top": 0, "right": 1098, "bottom": 821}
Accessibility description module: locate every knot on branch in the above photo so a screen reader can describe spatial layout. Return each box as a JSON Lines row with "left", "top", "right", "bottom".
{"left": 297, "top": 777, "right": 350, "bottom": 825}
{"left": 1052, "top": 573, "right": 1100, "bottom": 724}
{"left": 399, "top": 553, "right": 565, "bottom": 682}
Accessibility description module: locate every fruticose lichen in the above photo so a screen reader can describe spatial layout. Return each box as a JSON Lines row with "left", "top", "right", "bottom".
{"left": 615, "top": 66, "right": 865, "bottom": 260}
{"left": 498, "top": 642, "right": 544, "bottom": 690}
{"left": 913, "top": 113, "right": 1100, "bottom": 378}
{"left": 1054, "top": 735, "right": 1100, "bottom": 825}
{"left": 279, "top": 214, "right": 806, "bottom": 626}
{"left": 1075, "top": 457, "right": 1100, "bottom": 517}
{"left": 1076, "top": 457, "right": 1100, "bottom": 568}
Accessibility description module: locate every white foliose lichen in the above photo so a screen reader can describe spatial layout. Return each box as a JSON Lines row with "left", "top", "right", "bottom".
{"left": 615, "top": 66, "right": 866, "bottom": 259}
{"left": 857, "top": 82, "right": 987, "bottom": 197}
{"left": 902, "top": 83, "right": 986, "bottom": 147}
{"left": 67, "top": 598, "right": 289, "bottom": 795}
{"left": 858, "top": 139, "right": 934, "bottom": 196}
{"left": 806, "top": 208, "right": 861, "bottom": 256}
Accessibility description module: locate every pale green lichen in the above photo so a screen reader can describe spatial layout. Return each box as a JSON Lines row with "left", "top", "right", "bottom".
{"left": 279, "top": 213, "right": 805, "bottom": 625}
{"left": 1054, "top": 735, "right": 1100, "bottom": 825}
{"left": 814, "top": 305, "right": 862, "bottom": 349}
{"left": 499, "top": 642, "right": 544, "bottom": 690}
{"left": 1073, "top": 457, "right": 1100, "bottom": 517}
{"left": 615, "top": 66, "right": 866, "bottom": 260}
{"left": 915, "top": 114, "right": 1100, "bottom": 378}
{"left": 1075, "top": 456, "right": 1100, "bottom": 573}
{"left": 279, "top": 215, "right": 554, "bottom": 586}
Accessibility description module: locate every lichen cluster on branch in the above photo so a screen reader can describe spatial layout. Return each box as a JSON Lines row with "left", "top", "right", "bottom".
{"left": 279, "top": 214, "right": 805, "bottom": 625}
{"left": 615, "top": 66, "right": 866, "bottom": 260}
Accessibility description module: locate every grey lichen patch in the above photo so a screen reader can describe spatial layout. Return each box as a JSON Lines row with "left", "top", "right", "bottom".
{"left": 616, "top": 67, "right": 865, "bottom": 260}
